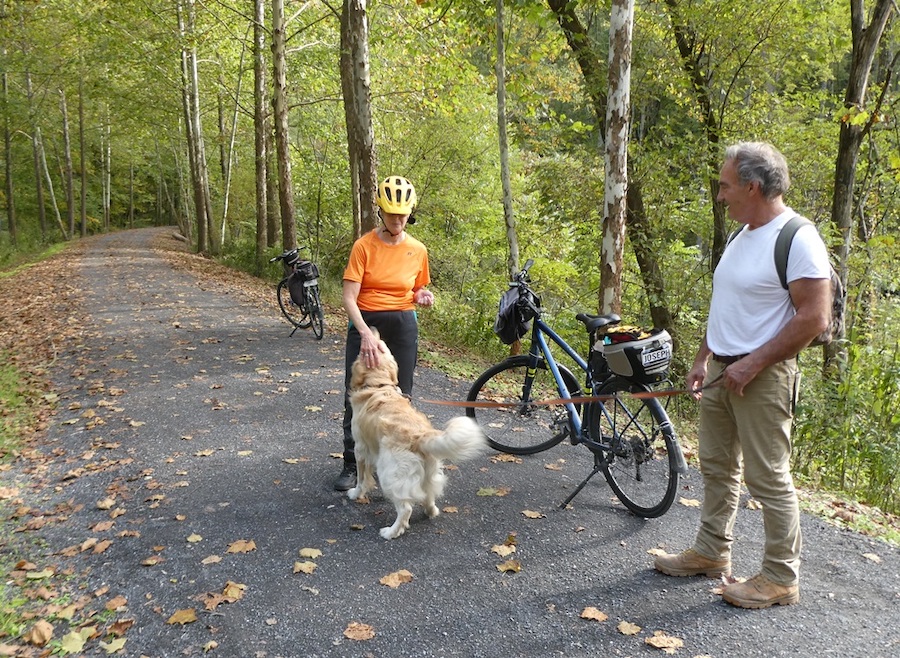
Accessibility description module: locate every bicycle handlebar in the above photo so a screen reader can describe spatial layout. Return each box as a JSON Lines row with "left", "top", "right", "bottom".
{"left": 269, "top": 248, "right": 300, "bottom": 264}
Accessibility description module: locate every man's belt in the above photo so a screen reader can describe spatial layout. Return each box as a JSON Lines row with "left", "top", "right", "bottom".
{"left": 712, "top": 353, "right": 748, "bottom": 365}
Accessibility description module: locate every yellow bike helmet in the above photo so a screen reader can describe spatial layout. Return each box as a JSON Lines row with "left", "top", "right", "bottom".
{"left": 376, "top": 176, "right": 417, "bottom": 215}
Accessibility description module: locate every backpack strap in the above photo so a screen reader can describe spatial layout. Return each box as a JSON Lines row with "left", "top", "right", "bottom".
{"left": 774, "top": 215, "right": 813, "bottom": 290}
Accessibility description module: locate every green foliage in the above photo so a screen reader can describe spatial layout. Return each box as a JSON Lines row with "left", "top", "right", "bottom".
{"left": 793, "top": 336, "right": 900, "bottom": 515}
{"left": 0, "top": 360, "right": 30, "bottom": 454}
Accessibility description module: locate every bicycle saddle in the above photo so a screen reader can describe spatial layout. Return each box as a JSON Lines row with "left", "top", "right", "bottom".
{"left": 575, "top": 312, "right": 621, "bottom": 333}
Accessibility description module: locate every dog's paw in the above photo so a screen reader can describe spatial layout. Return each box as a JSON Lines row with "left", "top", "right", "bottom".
{"left": 347, "top": 487, "right": 361, "bottom": 500}
{"left": 425, "top": 504, "right": 440, "bottom": 518}
{"left": 379, "top": 525, "right": 405, "bottom": 540}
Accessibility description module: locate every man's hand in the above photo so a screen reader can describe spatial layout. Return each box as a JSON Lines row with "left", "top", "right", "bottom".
{"left": 686, "top": 363, "right": 708, "bottom": 401}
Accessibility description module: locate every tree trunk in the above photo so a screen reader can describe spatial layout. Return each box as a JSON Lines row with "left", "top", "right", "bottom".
{"left": 177, "top": 0, "right": 214, "bottom": 254}
{"left": 826, "top": 0, "right": 895, "bottom": 367}
{"left": 340, "top": 0, "right": 378, "bottom": 238}
{"left": 340, "top": 5, "right": 361, "bottom": 238}
{"left": 600, "top": 0, "right": 634, "bottom": 315}
{"left": 272, "top": 0, "right": 297, "bottom": 249}
{"left": 60, "top": 89, "right": 76, "bottom": 240}
{"left": 79, "top": 77, "right": 87, "bottom": 237}
{"left": 37, "top": 128, "right": 67, "bottom": 240}
{"left": 547, "top": 0, "right": 671, "bottom": 322}
{"left": 496, "top": 0, "right": 519, "bottom": 281}
{"left": 627, "top": 181, "right": 673, "bottom": 330}
{"left": 2, "top": 62, "right": 16, "bottom": 246}
{"left": 25, "top": 70, "right": 47, "bottom": 239}
{"left": 254, "top": 0, "right": 269, "bottom": 272}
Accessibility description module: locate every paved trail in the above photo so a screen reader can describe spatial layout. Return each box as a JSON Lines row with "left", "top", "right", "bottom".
{"left": 5, "top": 227, "right": 898, "bottom": 657}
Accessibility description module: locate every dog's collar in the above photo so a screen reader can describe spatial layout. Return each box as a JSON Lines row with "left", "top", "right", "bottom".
{"left": 351, "top": 384, "right": 403, "bottom": 395}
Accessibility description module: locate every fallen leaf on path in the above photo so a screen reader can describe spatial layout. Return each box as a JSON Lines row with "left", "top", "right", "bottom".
{"left": 167, "top": 608, "right": 198, "bottom": 625}
{"left": 299, "top": 548, "right": 323, "bottom": 559}
{"left": 580, "top": 607, "right": 608, "bottom": 622}
{"left": 23, "top": 620, "right": 53, "bottom": 646}
{"left": 96, "top": 497, "right": 116, "bottom": 510}
{"left": 490, "top": 453, "right": 522, "bottom": 464}
{"left": 59, "top": 628, "right": 90, "bottom": 654}
{"left": 496, "top": 560, "right": 521, "bottom": 573}
{"left": 522, "top": 510, "right": 544, "bottom": 519}
{"left": 105, "top": 595, "right": 127, "bottom": 611}
{"left": 99, "top": 637, "right": 127, "bottom": 653}
{"left": 343, "top": 621, "right": 375, "bottom": 641}
{"left": 645, "top": 630, "right": 684, "bottom": 653}
{"left": 862, "top": 552, "right": 882, "bottom": 564}
{"left": 187, "top": 534, "right": 203, "bottom": 543}
{"left": 678, "top": 497, "right": 701, "bottom": 507}
{"left": 201, "top": 555, "right": 222, "bottom": 565}
{"left": 491, "top": 544, "right": 516, "bottom": 557}
{"left": 379, "top": 570, "right": 413, "bottom": 588}
{"left": 617, "top": 620, "right": 641, "bottom": 635}
{"left": 294, "top": 561, "right": 317, "bottom": 574}
{"left": 226, "top": 539, "right": 256, "bottom": 553}
{"left": 108, "top": 619, "right": 134, "bottom": 636}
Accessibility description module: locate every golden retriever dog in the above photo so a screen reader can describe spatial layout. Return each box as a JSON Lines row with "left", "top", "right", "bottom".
{"left": 347, "top": 331, "right": 487, "bottom": 539}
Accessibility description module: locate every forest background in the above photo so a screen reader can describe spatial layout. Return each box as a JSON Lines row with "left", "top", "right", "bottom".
{"left": 0, "top": 0, "right": 898, "bottom": 522}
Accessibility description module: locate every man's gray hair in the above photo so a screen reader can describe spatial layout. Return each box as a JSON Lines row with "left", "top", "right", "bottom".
{"left": 724, "top": 142, "right": 791, "bottom": 200}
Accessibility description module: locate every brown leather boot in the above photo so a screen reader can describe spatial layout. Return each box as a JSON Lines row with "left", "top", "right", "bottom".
{"left": 654, "top": 548, "right": 731, "bottom": 578}
{"left": 722, "top": 573, "right": 799, "bottom": 609}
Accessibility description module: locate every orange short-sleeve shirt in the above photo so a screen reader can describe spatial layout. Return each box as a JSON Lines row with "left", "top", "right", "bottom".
{"left": 343, "top": 230, "right": 431, "bottom": 311}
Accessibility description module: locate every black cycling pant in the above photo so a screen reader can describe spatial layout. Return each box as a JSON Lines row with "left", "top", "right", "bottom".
{"left": 342, "top": 309, "right": 418, "bottom": 463}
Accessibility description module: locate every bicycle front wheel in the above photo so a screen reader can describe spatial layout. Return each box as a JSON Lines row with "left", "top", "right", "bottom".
{"left": 466, "top": 356, "right": 580, "bottom": 455}
{"left": 306, "top": 285, "right": 325, "bottom": 339}
{"left": 277, "top": 279, "right": 309, "bottom": 328}
{"left": 590, "top": 377, "right": 679, "bottom": 518}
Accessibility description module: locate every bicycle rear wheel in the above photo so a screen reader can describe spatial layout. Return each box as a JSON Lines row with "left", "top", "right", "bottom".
{"left": 589, "top": 377, "right": 678, "bottom": 518}
{"left": 306, "top": 285, "right": 325, "bottom": 339}
{"left": 466, "top": 356, "right": 580, "bottom": 455}
{"left": 277, "top": 279, "right": 309, "bottom": 328}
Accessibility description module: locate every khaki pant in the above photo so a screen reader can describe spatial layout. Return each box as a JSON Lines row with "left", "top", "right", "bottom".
{"left": 693, "top": 358, "right": 802, "bottom": 586}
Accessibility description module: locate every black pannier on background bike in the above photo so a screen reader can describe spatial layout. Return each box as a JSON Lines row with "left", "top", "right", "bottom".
{"left": 269, "top": 248, "right": 325, "bottom": 339}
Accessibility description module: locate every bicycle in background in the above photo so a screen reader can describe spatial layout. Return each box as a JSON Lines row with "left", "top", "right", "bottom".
{"left": 270, "top": 248, "right": 325, "bottom": 339}
{"left": 467, "top": 259, "right": 687, "bottom": 518}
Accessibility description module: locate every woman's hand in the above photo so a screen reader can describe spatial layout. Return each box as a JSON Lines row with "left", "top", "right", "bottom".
{"left": 414, "top": 288, "right": 434, "bottom": 307}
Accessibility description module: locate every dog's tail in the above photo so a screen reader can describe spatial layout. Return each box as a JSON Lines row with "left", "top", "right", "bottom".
{"left": 423, "top": 416, "right": 488, "bottom": 462}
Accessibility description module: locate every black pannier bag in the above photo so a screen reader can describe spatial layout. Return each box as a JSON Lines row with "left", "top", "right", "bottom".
{"left": 288, "top": 260, "right": 319, "bottom": 306}
{"left": 493, "top": 287, "right": 533, "bottom": 345}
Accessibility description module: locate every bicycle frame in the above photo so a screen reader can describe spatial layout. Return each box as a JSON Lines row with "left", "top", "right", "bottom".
{"left": 523, "top": 317, "right": 589, "bottom": 435}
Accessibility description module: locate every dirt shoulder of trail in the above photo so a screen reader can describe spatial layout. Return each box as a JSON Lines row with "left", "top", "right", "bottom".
{"left": 0, "top": 226, "right": 897, "bottom": 658}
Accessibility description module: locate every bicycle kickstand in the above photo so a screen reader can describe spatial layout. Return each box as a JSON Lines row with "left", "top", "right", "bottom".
{"left": 560, "top": 461, "right": 604, "bottom": 508}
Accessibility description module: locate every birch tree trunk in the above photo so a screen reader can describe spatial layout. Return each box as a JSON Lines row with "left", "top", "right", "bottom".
{"left": 340, "top": 0, "right": 377, "bottom": 238}
{"left": 60, "top": 89, "right": 75, "bottom": 240}
{"left": 547, "top": 0, "right": 671, "bottom": 325}
{"left": 79, "top": 77, "right": 87, "bottom": 237}
{"left": 37, "top": 128, "right": 67, "bottom": 240}
{"left": 599, "top": 0, "right": 634, "bottom": 314}
{"left": 25, "top": 70, "right": 47, "bottom": 239}
{"left": 496, "top": 0, "right": 519, "bottom": 280}
{"left": 272, "top": 0, "right": 297, "bottom": 249}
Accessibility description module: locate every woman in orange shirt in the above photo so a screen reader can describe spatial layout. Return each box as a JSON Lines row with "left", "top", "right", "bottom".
{"left": 334, "top": 176, "right": 435, "bottom": 491}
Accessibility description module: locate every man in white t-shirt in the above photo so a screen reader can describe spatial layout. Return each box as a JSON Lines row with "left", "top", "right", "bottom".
{"left": 654, "top": 142, "right": 832, "bottom": 609}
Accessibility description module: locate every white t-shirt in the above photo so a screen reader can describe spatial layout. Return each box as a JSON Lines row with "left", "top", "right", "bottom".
{"left": 706, "top": 209, "right": 832, "bottom": 356}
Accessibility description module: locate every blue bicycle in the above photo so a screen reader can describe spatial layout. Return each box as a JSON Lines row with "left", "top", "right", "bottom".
{"left": 466, "top": 260, "right": 687, "bottom": 518}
